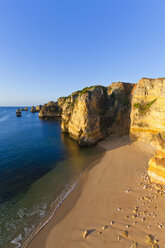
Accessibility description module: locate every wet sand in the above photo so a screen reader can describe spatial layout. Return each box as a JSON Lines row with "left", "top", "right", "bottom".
{"left": 28, "top": 136, "right": 165, "bottom": 248}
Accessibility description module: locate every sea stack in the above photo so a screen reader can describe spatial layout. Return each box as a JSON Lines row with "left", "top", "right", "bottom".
{"left": 39, "top": 101, "right": 62, "bottom": 119}
{"left": 36, "top": 105, "right": 43, "bottom": 112}
{"left": 31, "top": 106, "right": 36, "bottom": 113}
{"left": 25, "top": 107, "right": 28, "bottom": 111}
{"left": 16, "top": 108, "right": 22, "bottom": 117}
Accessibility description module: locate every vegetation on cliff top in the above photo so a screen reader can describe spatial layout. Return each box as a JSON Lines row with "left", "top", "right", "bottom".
{"left": 133, "top": 98, "right": 157, "bottom": 114}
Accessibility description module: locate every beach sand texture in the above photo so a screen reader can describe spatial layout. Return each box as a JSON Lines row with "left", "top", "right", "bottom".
{"left": 28, "top": 136, "right": 165, "bottom": 248}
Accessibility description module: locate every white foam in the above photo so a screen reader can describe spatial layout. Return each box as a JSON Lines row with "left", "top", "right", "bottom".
{"left": 11, "top": 234, "right": 22, "bottom": 248}
{"left": 23, "top": 182, "right": 77, "bottom": 248}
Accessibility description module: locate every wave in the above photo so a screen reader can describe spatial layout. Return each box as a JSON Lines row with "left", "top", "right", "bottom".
{"left": 11, "top": 234, "right": 22, "bottom": 248}
{"left": 22, "top": 181, "right": 77, "bottom": 248}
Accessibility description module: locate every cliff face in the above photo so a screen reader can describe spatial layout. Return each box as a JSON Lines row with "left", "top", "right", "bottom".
{"left": 61, "top": 83, "right": 134, "bottom": 145}
{"left": 61, "top": 86, "right": 106, "bottom": 145}
{"left": 39, "top": 82, "right": 134, "bottom": 145}
{"left": 106, "top": 82, "right": 134, "bottom": 136}
{"left": 130, "top": 78, "right": 165, "bottom": 148}
{"left": 130, "top": 78, "right": 165, "bottom": 184}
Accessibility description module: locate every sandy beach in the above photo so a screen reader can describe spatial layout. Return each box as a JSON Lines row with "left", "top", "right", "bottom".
{"left": 28, "top": 136, "right": 165, "bottom": 248}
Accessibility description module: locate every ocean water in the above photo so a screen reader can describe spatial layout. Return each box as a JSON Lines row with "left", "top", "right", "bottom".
{"left": 0, "top": 107, "right": 104, "bottom": 248}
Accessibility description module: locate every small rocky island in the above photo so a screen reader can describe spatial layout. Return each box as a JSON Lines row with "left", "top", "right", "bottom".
{"left": 39, "top": 78, "right": 165, "bottom": 185}
{"left": 16, "top": 108, "right": 22, "bottom": 117}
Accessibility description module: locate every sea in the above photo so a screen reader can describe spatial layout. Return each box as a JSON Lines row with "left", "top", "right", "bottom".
{"left": 0, "top": 107, "right": 104, "bottom": 248}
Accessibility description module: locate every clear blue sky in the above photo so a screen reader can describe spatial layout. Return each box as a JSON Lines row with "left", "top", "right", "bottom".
{"left": 0, "top": 0, "right": 165, "bottom": 106}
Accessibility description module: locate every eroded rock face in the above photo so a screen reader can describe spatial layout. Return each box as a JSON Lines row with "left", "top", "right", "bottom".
{"left": 61, "top": 86, "right": 106, "bottom": 145}
{"left": 148, "top": 151, "right": 165, "bottom": 184}
{"left": 130, "top": 78, "right": 165, "bottom": 184}
{"left": 39, "top": 101, "right": 62, "bottom": 119}
{"left": 39, "top": 82, "right": 134, "bottom": 145}
{"left": 61, "top": 83, "right": 134, "bottom": 145}
{"left": 106, "top": 82, "right": 134, "bottom": 136}
{"left": 130, "top": 78, "right": 165, "bottom": 148}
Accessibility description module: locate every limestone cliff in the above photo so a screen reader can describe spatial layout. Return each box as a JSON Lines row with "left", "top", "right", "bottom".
{"left": 148, "top": 151, "right": 165, "bottom": 184}
{"left": 61, "top": 83, "right": 134, "bottom": 145}
{"left": 130, "top": 78, "right": 165, "bottom": 148}
{"left": 39, "top": 82, "right": 134, "bottom": 145}
{"left": 130, "top": 78, "right": 165, "bottom": 184}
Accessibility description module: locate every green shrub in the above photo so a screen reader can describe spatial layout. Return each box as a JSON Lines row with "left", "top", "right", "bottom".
{"left": 133, "top": 98, "right": 157, "bottom": 114}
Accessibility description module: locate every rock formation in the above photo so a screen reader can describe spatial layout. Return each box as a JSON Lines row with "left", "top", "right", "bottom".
{"left": 39, "top": 77, "right": 165, "bottom": 183}
{"left": 31, "top": 106, "right": 36, "bottom": 113}
{"left": 61, "top": 83, "right": 134, "bottom": 145}
{"left": 130, "top": 78, "right": 165, "bottom": 184}
{"left": 148, "top": 151, "right": 165, "bottom": 184}
{"left": 36, "top": 105, "right": 42, "bottom": 112}
{"left": 25, "top": 107, "right": 28, "bottom": 111}
{"left": 39, "top": 82, "right": 134, "bottom": 145}
{"left": 39, "top": 101, "right": 62, "bottom": 119}
{"left": 16, "top": 108, "right": 21, "bottom": 117}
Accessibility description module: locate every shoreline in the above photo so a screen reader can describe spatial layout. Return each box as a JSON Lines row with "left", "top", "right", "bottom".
{"left": 28, "top": 136, "right": 165, "bottom": 248}
{"left": 23, "top": 147, "right": 105, "bottom": 248}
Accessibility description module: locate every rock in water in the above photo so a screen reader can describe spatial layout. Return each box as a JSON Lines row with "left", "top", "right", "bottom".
{"left": 31, "top": 106, "right": 36, "bottom": 113}
{"left": 36, "top": 105, "right": 42, "bottom": 112}
{"left": 39, "top": 101, "right": 62, "bottom": 119}
{"left": 16, "top": 108, "right": 21, "bottom": 117}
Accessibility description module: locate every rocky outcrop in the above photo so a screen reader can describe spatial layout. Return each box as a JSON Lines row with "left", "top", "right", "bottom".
{"left": 148, "top": 151, "right": 165, "bottom": 184}
{"left": 61, "top": 83, "right": 134, "bottom": 145}
{"left": 36, "top": 105, "right": 42, "bottom": 112}
{"left": 31, "top": 106, "right": 36, "bottom": 113}
{"left": 39, "top": 101, "right": 62, "bottom": 119}
{"left": 16, "top": 108, "right": 21, "bottom": 117}
{"left": 130, "top": 78, "right": 165, "bottom": 184}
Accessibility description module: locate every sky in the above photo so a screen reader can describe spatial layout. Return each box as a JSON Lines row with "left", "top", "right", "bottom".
{"left": 0, "top": 0, "right": 165, "bottom": 106}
